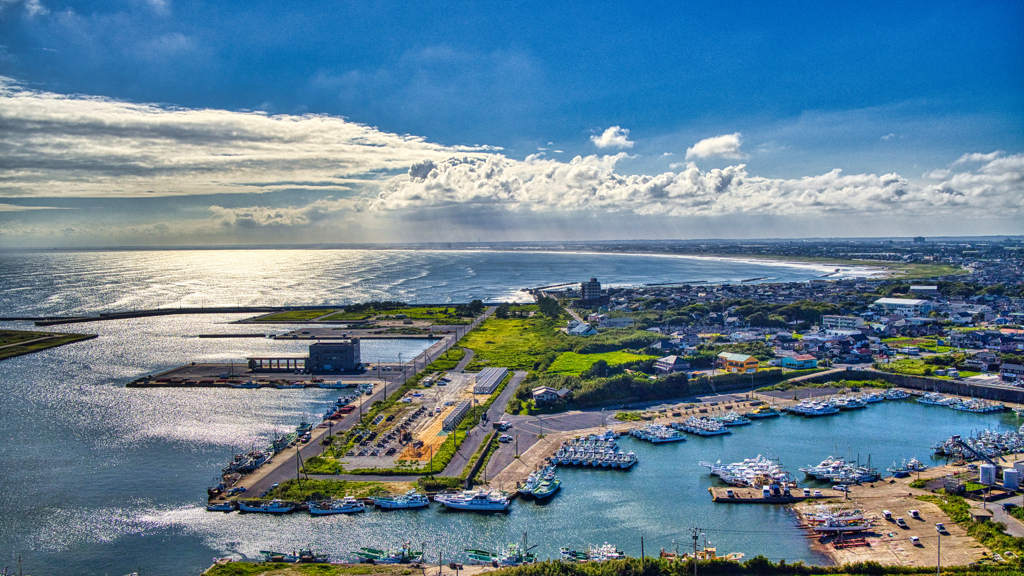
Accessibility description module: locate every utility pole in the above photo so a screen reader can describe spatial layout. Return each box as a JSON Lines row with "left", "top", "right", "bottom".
{"left": 936, "top": 526, "right": 941, "bottom": 576}
{"left": 692, "top": 527, "right": 700, "bottom": 576}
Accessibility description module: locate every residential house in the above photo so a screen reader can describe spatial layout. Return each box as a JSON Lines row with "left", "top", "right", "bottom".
{"left": 1001, "top": 364, "right": 1024, "bottom": 384}
{"left": 654, "top": 355, "right": 690, "bottom": 375}
{"left": 718, "top": 352, "right": 759, "bottom": 373}
{"left": 532, "top": 386, "right": 559, "bottom": 403}
{"left": 781, "top": 354, "right": 818, "bottom": 370}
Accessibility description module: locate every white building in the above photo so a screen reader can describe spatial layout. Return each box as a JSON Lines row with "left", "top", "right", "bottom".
{"left": 821, "top": 315, "right": 865, "bottom": 331}
{"left": 872, "top": 298, "right": 933, "bottom": 317}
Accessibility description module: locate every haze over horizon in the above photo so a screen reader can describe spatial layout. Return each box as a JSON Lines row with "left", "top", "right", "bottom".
{"left": 1, "top": 1, "right": 1022, "bottom": 247}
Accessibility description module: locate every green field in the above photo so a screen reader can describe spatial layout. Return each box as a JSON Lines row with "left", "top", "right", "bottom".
{"left": 253, "top": 309, "right": 337, "bottom": 321}
{"left": 320, "top": 306, "right": 471, "bottom": 324}
{"left": 547, "top": 350, "right": 656, "bottom": 375}
{"left": 878, "top": 358, "right": 981, "bottom": 378}
{"left": 461, "top": 315, "right": 566, "bottom": 371}
{"left": 0, "top": 329, "right": 96, "bottom": 361}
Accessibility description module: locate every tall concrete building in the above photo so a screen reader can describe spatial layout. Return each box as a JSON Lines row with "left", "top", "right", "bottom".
{"left": 581, "top": 277, "right": 602, "bottom": 301}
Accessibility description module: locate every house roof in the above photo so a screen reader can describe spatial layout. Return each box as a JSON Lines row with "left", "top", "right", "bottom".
{"left": 874, "top": 298, "right": 929, "bottom": 306}
{"left": 532, "top": 386, "right": 558, "bottom": 395}
{"left": 717, "top": 352, "right": 756, "bottom": 362}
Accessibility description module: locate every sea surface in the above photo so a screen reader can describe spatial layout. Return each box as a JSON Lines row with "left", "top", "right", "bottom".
{"left": 0, "top": 249, "right": 992, "bottom": 576}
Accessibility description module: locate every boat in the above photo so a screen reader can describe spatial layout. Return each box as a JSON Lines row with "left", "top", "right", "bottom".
{"left": 466, "top": 543, "right": 538, "bottom": 566}
{"left": 630, "top": 423, "right": 687, "bottom": 442}
{"left": 887, "top": 460, "right": 911, "bottom": 478}
{"left": 261, "top": 550, "right": 298, "bottom": 562}
{"left": 589, "top": 542, "right": 626, "bottom": 561}
{"left": 308, "top": 496, "right": 366, "bottom": 515}
{"left": 374, "top": 489, "right": 430, "bottom": 510}
{"left": 532, "top": 478, "right": 562, "bottom": 500}
{"left": 884, "top": 388, "right": 910, "bottom": 400}
{"left": 559, "top": 547, "right": 591, "bottom": 563}
{"left": 435, "top": 490, "right": 511, "bottom": 512}
{"left": 275, "top": 382, "right": 306, "bottom": 389}
{"left": 700, "top": 454, "right": 795, "bottom": 489}
{"left": 745, "top": 405, "right": 780, "bottom": 419}
{"left": 860, "top": 392, "right": 885, "bottom": 403}
{"left": 675, "top": 416, "right": 731, "bottom": 436}
{"left": 812, "top": 518, "right": 873, "bottom": 533}
{"left": 354, "top": 544, "right": 423, "bottom": 564}
{"left": 715, "top": 411, "right": 752, "bottom": 426}
{"left": 206, "top": 500, "right": 237, "bottom": 512}
{"left": 230, "top": 381, "right": 260, "bottom": 389}
{"left": 917, "top": 392, "right": 954, "bottom": 406}
{"left": 238, "top": 499, "right": 295, "bottom": 514}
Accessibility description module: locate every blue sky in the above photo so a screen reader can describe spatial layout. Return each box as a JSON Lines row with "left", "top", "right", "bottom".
{"left": 0, "top": 0, "right": 1022, "bottom": 246}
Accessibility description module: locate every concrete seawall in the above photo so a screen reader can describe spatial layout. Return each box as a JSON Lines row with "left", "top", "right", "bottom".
{"left": 789, "top": 368, "right": 1024, "bottom": 404}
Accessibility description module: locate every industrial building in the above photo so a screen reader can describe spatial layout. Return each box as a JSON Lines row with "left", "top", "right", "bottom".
{"left": 442, "top": 400, "right": 472, "bottom": 431}
{"left": 308, "top": 339, "right": 361, "bottom": 373}
{"left": 580, "top": 277, "right": 602, "bottom": 301}
{"left": 473, "top": 367, "right": 509, "bottom": 394}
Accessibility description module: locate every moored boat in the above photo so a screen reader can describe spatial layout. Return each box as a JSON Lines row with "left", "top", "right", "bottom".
{"left": 308, "top": 496, "right": 365, "bottom": 515}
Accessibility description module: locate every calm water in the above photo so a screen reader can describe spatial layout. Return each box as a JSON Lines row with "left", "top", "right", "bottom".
{"left": 0, "top": 249, "right": 983, "bottom": 576}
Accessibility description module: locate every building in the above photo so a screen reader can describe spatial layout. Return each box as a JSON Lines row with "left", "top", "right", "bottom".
{"left": 781, "top": 354, "right": 818, "bottom": 370}
{"left": 442, "top": 400, "right": 472, "bottom": 431}
{"left": 821, "top": 315, "right": 865, "bottom": 331}
{"left": 717, "top": 352, "right": 759, "bottom": 374}
{"left": 532, "top": 386, "right": 559, "bottom": 404}
{"left": 580, "top": 278, "right": 602, "bottom": 301}
{"left": 308, "top": 340, "right": 361, "bottom": 373}
{"left": 654, "top": 355, "right": 690, "bottom": 375}
{"left": 1001, "top": 364, "right": 1024, "bottom": 383}
{"left": 909, "top": 285, "right": 939, "bottom": 295}
{"left": 598, "top": 317, "right": 635, "bottom": 329}
{"left": 872, "top": 298, "right": 933, "bottom": 317}
{"left": 567, "top": 321, "right": 598, "bottom": 336}
{"left": 473, "top": 367, "right": 509, "bottom": 394}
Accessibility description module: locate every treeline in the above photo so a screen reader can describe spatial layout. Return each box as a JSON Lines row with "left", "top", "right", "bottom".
{"left": 877, "top": 281, "right": 1024, "bottom": 299}
{"left": 510, "top": 371, "right": 692, "bottom": 412}
{"left": 624, "top": 299, "right": 852, "bottom": 329}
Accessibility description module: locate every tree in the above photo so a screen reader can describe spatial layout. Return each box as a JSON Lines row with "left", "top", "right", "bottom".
{"left": 537, "top": 296, "right": 561, "bottom": 319}
{"left": 495, "top": 303, "right": 511, "bottom": 319}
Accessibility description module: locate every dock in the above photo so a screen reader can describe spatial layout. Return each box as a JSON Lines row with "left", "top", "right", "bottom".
{"left": 709, "top": 486, "right": 845, "bottom": 503}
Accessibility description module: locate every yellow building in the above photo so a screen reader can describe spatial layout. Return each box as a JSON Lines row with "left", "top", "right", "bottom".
{"left": 717, "top": 352, "right": 759, "bottom": 374}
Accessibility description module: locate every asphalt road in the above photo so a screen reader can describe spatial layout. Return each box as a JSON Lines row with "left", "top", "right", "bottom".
{"left": 438, "top": 370, "right": 526, "bottom": 477}
{"left": 235, "top": 309, "right": 495, "bottom": 496}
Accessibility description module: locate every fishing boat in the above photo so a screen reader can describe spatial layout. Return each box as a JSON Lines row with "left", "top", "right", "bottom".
{"left": 308, "top": 496, "right": 366, "bottom": 515}
{"left": 745, "top": 405, "right": 780, "bottom": 418}
{"left": 230, "top": 381, "right": 260, "bottom": 389}
{"left": 353, "top": 544, "right": 423, "bottom": 564}
{"left": 630, "top": 423, "right": 687, "bottom": 442}
{"left": 715, "top": 411, "right": 752, "bottom": 426}
{"left": 884, "top": 388, "right": 910, "bottom": 400}
{"left": 812, "top": 518, "right": 873, "bottom": 533}
{"left": 559, "top": 547, "right": 591, "bottom": 563}
{"left": 466, "top": 543, "right": 538, "bottom": 566}
{"left": 589, "top": 543, "right": 626, "bottom": 561}
{"left": 374, "top": 490, "right": 430, "bottom": 510}
{"left": 261, "top": 550, "right": 298, "bottom": 562}
{"left": 435, "top": 490, "right": 511, "bottom": 512}
{"left": 532, "top": 477, "right": 562, "bottom": 500}
{"left": 238, "top": 499, "right": 295, "bottom": 514}
{"left": 206, "top": 500, "right": 238, "bottom": 512}
{"left": 675, "top": 416, "right": 731, "bottom": 436}
{"left": 887, "top": 460, "right": 911, "bottom": 478}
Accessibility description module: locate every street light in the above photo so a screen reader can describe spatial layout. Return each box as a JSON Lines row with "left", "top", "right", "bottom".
{"left": 936, "top": 524, "right": 941, "bottom": 576}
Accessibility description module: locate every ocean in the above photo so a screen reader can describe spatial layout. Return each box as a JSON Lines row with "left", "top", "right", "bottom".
{"left": 1, "top": 248, "right": 982, "bottom": 576}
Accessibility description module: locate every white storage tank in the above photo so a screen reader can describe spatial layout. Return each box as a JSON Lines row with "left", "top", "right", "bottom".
{"left": 1004, "top": 468, "right": 1020, "bottom": 490}
{"left": 980, "top": 463, "right": 997, "bottom": 486}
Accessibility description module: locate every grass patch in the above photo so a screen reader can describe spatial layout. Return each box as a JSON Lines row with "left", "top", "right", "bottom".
{"left": 0, "top": 329, "right": 96, "bottom": 361}
{"left": 461, "top": 315, "right": 567, "bottom": 371}
{"left": 547, "top": 351, "right": 657, "bottom": 375}
{"left": 262, "top": 478, "right": 398, "bottom": 501}
{"left": 320, "top": 310, "right": 375, "bottom": 321}
{"left": 254, "top": 309, "right": 336, "bottom": 322}
{"left": 759, "top": 377, "right": 892, "bottom": 392}
{"left": 423, "top": 347, "right": 465, "bottom": 372}
{"left": 615, "top": 411, "right": 643, "bottom": 422}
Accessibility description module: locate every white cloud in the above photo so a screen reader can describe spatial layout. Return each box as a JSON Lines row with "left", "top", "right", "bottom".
{"left": 0, "top": 78, "right": 491, "bottom": 198}
{"left": 881, "top": 133, "right": 895, "bottom": 140}
{"left": 0, "top": 203, "right": 70, "bottom": 212}
{"left": 590, "top": 126, "right": 634, "bottom": 149}
{"left": 685, "top": 133, "right": 745, "bottom": 160}
{"left": 374, "top": 151, "right": 1024, "bottom": 218}
{"left": 209, "top": 198, "right": 361, "bottom": 227}
{"left": 954, "top": 151, "right": 1004, "bottom": 164}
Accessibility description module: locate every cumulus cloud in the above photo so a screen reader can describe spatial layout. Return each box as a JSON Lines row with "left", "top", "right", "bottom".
{"left": 590, "top": 126, "right": 634, "bottom": 149}
{"left": 209, "top": 198, "right": 361, "bottom": 227}
{"left": 374, "top": 151, "right": 1024, "bottom": 218}
{"left": 0, "top": 78, "right": 491, "bottom": 198}
{"left": 685, "top": 133, "right": 746, "bottom": 160}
